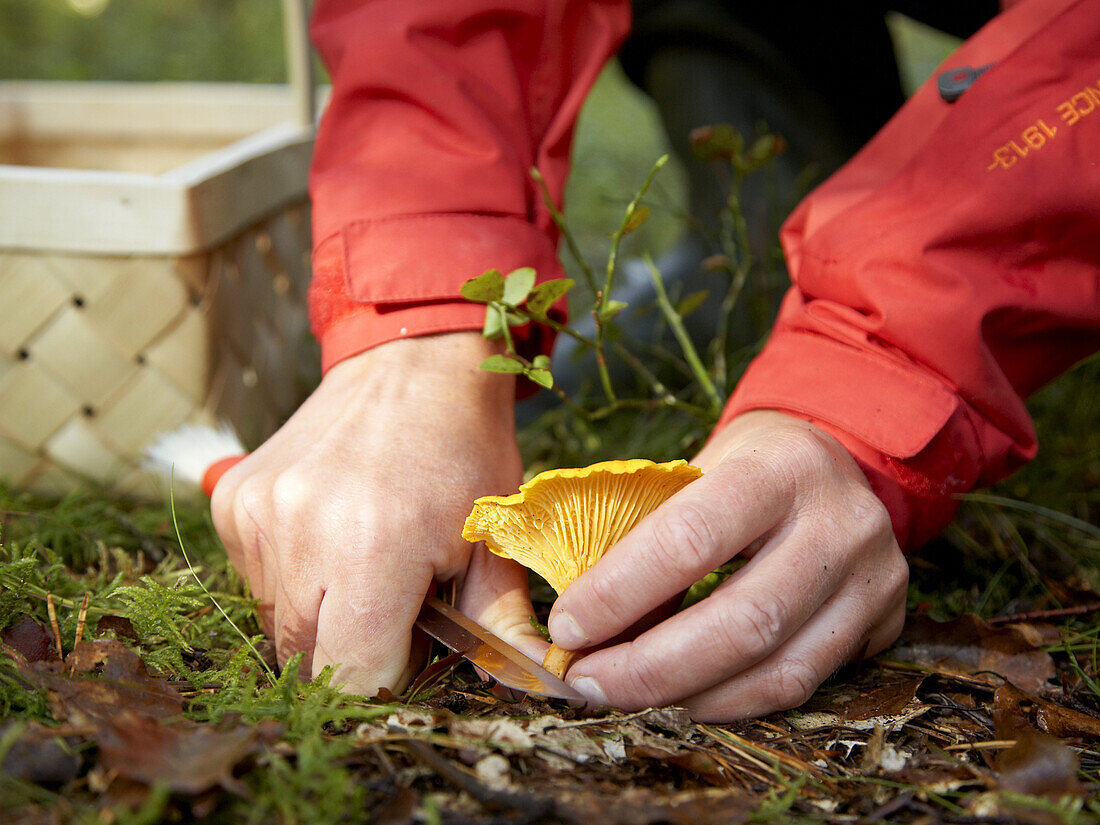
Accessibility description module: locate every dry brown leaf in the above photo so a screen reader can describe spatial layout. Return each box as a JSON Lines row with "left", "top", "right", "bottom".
{"left": 995, "top": 683, "right": 1100, "bottom": 742}
{"left": 93, "top": 615, "right": 139, "bottom": 643}
{"left": 627, "top": 744, "right": 728, "bottom": 783}
{"left": 557, "top": 786, "right": 751, "bottom": 825}
{"left": 0, "top": 721, "right": 81, "bottom": 784}
{"left": 2, "top": 617, "right": 59, "bottom": 663}
{"left": 372, "top": 785, "right": 419, "bottom": 825}
{"left": 890, "top": 614, "right": 1055, "bottom": 692}
{"left": 96, "top": 713, "right": 256, "bottom": 796}
{"left": 803, "top": 672, "right": 926, "bottom": 727}
{"left": 12, "top": 639, "right": 186, "bottom": 725}
{"left": 994, "top": 728, "right": 1082, "bottom": 798}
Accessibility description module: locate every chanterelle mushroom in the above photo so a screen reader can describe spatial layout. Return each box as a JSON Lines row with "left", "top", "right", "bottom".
{"left": 462, "top": 458, "right": 702, "bottom": 679}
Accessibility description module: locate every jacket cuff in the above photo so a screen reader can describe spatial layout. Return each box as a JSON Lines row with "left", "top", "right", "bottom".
{"left": 717, "top": 330, "right": 985, "bottom": 551}
{"left": 308, "top": 219, "right": 566, "bottom": 378}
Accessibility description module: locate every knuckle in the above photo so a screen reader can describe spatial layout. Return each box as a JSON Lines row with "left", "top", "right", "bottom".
{"left": 769, "top": 658, "right": 822, "bottom": 709}
{"left": 618, "top": 644, "right": 675, "bottom": 706}
{"left": 850, "top": 487, "right": 894, "bottom": 544}
{"left": 269, "top": 468, "right": 314, "bottom": 517}
{"left": 646, "top": 502, "right": 721, "bottom": 577}
{"left": 884, "top": 555, "right": 910, "bottom": 600}
{"left": 713, "top": 590, "right": 789, "bottom": 663}
{"left": 583, "top": 567, "right": 635, "bottom": 627}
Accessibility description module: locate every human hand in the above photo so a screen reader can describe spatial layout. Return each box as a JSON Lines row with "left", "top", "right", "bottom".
{"left": 547, "top": 410, "right": 908, "bottom": 721}
{"left": 210, "top": 332, "right": 548, "bottom": 695}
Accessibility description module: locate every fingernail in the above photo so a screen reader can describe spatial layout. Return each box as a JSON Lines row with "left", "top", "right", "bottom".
{"left": 549, "top": 609, "right": 589, "bottom": 649}
{"left": 570, "top": 676, "right": 608, "bottom": 708}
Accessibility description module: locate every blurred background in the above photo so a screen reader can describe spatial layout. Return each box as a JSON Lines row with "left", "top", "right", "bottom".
{"left": 0, "top": 0, "right": 962, "bottom": 273}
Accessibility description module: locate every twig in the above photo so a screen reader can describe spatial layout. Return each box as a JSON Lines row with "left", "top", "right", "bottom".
{"left": 530, "top": 166, "right": 597, "bottom": 296}
{"left": 714, "top": 169, "right": 752, "bottom": 391}
{"left": 943, "top": 740, "right": 1018, "bottom": 752}
{"left": 46, "top": 593, "right": 62, "bottom": 659}
{"left": 603, "top": 155, "right": 668, "bottom": 309}
{"left": 74, "top": 592, "right": 90, "bottom": 646}
{"left": 700, "top": 724, "right": 824, "bottom": 779}
{"left": 593, "top": 155, "right": 670, "bottom": 404}
{"left": 876, "top": 658, "right": 997, "bottom": 691}
{"left": 643, "top": 255, "right": 723, "bottom": 416}
{"left": 987, "top": 602, "right": 1100, "bottom": 625}
{"left": 404, "top": 739, "right": 558, "bottom": 821}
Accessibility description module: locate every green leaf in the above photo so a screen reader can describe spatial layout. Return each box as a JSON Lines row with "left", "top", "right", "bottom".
{"left": 505, "top": 310, "right": 526, "bottom": 327}
{"left": 526, "top": 278, "right": 573, "bottom": 317}
{"left": 676, "top": 289, "right": 711, "bottom": 319}
{"left": 598, "top": 299, "right": 629, "bottom": 322}
{"left": 460, "top": 269, "right": 505, "bottom": 303}
{"left": 502, "top": 267, "right": 537, "bottom": 306}
{"left": 531, "top": 354, "right": 551, "bottom": 370}
{"left": 622, "top": 205, "right": 651, "bottom": 235}
{"left": 479, "top": 355, "right": 526, "bottom": 374}
{"left": 525, "top": 368, "right": 554, "bottom": 389}
{"left": 482, "top": 307, "right": 504, "bottom": 339}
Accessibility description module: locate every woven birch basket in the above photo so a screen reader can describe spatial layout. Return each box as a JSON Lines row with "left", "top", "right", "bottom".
{"left": 0, "top": 1, "right": 320, "bottom": 498}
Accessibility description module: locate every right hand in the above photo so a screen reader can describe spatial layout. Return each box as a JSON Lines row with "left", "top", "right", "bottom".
{"left": 210, "top": 332, "right": 548, "bottom": 695}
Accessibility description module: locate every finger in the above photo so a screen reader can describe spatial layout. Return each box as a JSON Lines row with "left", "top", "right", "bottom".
{"left": 272, "top": 578, "right": 323, "bottom": 678}
{"left": 548, "top": 455, "right": 793, "bottom": 650}
{"left": 209, "top": 468, "right": 259, "bottom": 595}
{"left": 562, "top": 526, "right": 848, "bottom": 710}
{"left": 312, "top": 552, "right": 436, "bottom": 696}
{"left": 458, "top": 545, "right": 550, "bottom": 664}
{"left": 680, "top": 565, "right": 908, "bottom": 721}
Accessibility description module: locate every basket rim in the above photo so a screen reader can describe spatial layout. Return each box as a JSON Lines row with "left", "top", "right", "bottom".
{"left": 0, "top": 113, "right": 314, "bottom": 256}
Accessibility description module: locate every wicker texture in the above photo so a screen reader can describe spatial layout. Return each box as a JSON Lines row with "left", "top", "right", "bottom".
{"left": 0, "top": 205, "right": 318, "bottom": 497}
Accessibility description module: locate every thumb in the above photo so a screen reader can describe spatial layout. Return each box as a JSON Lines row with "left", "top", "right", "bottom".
{"left": 457, "top": 545, "right": 550, "bottom": 664}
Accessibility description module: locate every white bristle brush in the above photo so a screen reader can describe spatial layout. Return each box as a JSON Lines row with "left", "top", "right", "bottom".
{"left": 143, "top": 423, "right": 248, "bottom": 496}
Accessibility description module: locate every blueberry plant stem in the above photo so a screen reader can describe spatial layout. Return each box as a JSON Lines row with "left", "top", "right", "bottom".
{"left": 644, "top": 254, "right": 723, "bottom": 416}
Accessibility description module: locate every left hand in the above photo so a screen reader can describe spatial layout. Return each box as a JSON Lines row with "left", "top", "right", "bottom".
{"left": 546, "top": 410, "right": 909, "bottom": 721}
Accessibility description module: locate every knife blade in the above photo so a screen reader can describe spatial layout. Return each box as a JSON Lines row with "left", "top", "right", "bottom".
{"left": 416, "top": 596, "right": 586, "bottom": 706}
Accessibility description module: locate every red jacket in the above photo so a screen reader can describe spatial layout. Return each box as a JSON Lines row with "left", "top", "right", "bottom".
{"left": 307, "top": 0, "right": 1100, "bottom": 550}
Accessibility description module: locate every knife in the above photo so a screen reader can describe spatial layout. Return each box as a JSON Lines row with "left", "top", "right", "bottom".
{"left": 144, "top": 425, "right": 585, "bottom": 704}
{"left": 416, "top": 595, "right": 585, "bottom": 705}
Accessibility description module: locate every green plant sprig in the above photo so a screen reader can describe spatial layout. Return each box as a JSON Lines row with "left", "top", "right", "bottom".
{"left": 465, "top": 131, "right": 789, "bottom": 435}
{"left": 530, "top": 165, "right": 599, "bottom": 298}
{"left": 643, "top": 254, "right": 723, "bottom": 416}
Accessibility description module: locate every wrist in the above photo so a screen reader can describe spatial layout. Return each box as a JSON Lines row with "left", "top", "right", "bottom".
{"left": 322, "top": 332, "right": 517, "bottom": 416}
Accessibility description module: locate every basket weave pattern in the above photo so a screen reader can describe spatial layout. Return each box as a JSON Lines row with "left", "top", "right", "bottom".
{"left": 0, "top": 205, "right": 318, "bottom": 498}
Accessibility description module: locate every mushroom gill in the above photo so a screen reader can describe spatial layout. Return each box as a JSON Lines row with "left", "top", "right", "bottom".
{"left": 462, "top": 458, "right": 702, "bottom": 679}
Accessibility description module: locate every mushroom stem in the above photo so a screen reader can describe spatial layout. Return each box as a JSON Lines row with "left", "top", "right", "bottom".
{"left": 542, "top": 643, "right": 581, "bottom": 681}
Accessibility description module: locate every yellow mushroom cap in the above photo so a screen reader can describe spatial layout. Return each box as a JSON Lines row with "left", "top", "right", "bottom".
{"left": 461, "top": 458, "right": 702, "bottom": 594}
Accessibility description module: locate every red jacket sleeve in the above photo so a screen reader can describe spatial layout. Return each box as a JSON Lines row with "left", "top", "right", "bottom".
{"left": 717, "top": 0, "right": 1100, "bottom": 550}
{"left": 306, "top": 0, "right": 631, "bottom": 372}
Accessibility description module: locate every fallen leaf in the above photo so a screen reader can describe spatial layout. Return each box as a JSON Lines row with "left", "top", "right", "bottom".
{"left": 995, "top": 683, "right": 1100, "bottom": 742}
{"left": 890, "top": 614, "right": 1055, "bottom": 692}
{"left": 94, "top": 615, "right": 139, "bottom": 643}
{"left": 628, "top": 744, "right": 728, "bottom": 783}
{"left": 0, "top": 721, "right": 81, "bottom": 784}
{"left": 97, "top": 713, "right": 256, "bottom": 796}
{"left": 803, "top": 672, "right": 926, "bottom": 727}
{"left": 994, "top": 729, "right": 1081, "bottom": 798}
{"left": 2, "top": 617, "right": 59, "bottom": 663}
{"left": 562, "top": 785, "right": 752, "bottom": 825}
{"left": 11, "top": 639, "right": 185, "bottom": 725}
{"left": 372, "top": 784, "right": 419, "bottom": 825}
